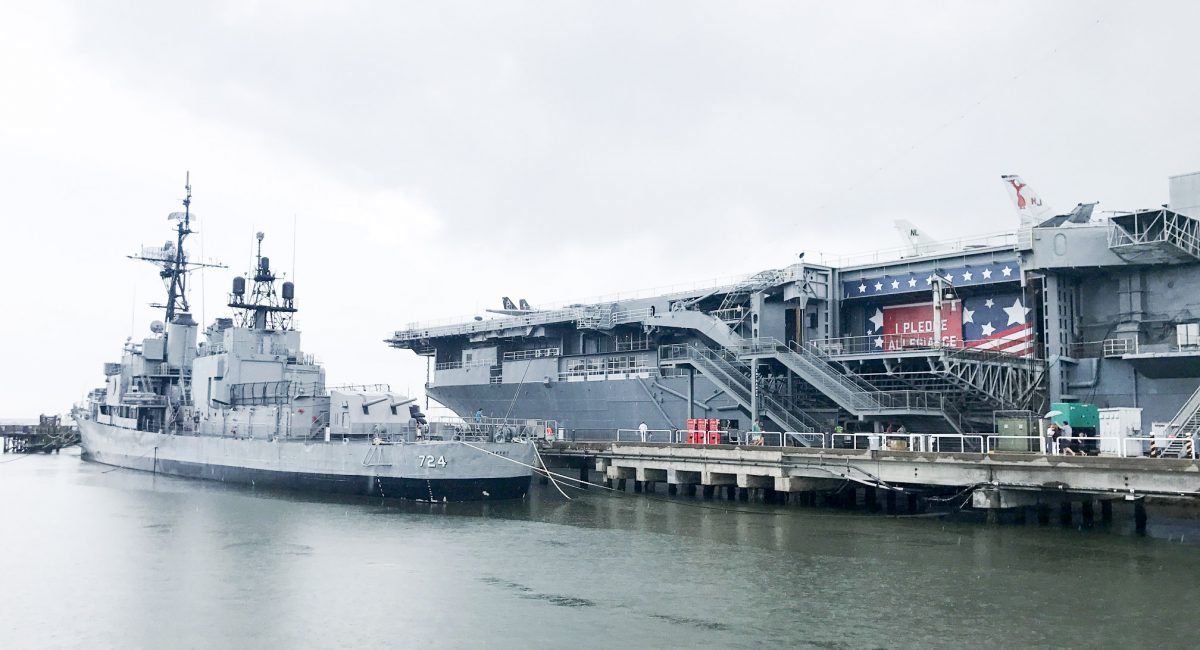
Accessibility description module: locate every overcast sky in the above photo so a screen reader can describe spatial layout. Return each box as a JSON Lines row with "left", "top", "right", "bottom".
{"left": 2, "top": 1, "right": 1197, "bottom": 417}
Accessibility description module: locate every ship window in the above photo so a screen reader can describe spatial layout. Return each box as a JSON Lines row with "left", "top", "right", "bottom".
{"left": 1054, "top": 233, "right": 1067, "bottom": 256}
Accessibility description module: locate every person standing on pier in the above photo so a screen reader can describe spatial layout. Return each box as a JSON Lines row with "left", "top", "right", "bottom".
{"left": 638, "top": 420, "right": 649, "bottom": 442}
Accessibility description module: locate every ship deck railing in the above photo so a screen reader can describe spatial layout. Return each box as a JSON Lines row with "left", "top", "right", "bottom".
{"left": 327, "top": 383, "right": 392, "bottom": 393}
{"left": 559, "top": 366, "right": 657, "bottom": 382}
{"left": 818, "top": 230, "right": 1020, "bottom": 269}
{"left": 502, "top": 347, "right": 561, "bottom": 361}
{"left": 556, "top": 428, "right": 1186, "bottom": 459}
{"left": 813, "top": 334, "right": 1040, "bottom": 362}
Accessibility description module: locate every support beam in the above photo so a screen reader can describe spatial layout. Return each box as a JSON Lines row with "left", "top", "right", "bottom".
{"left": 737, "top": 474, "right": 773, "bottom": 489}
{"left": 668, "top": 469, "right": 700, "bottom": 485}
{"left": 637, "top": 468, "right": 667, "bottom": 483}
{"left": 774, "top": 477, "right": 843, "bottom": 492}
{"left": 702, "top": 471, "right": 737, "bottom": 486}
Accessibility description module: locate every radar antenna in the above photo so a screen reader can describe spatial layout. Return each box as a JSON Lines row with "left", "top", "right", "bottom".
{"left": 127, "top": 172, "right": 226, "bottom": 322}
{"left": 227, "top": 232, "right": 297, "bottom": 331}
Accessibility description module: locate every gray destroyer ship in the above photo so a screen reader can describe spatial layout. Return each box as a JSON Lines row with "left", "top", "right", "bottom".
{"left": 77, "top": 181, "right": 543, "bottom": 501}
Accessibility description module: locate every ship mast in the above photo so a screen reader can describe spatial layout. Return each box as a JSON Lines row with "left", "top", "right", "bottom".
{"left": 228, "top": 232, "right": 298, "bottom": 331}
{"left": 128, "top": 173, "right": 225, "bottom": 322}
{"left": 165, "top": 173, "right": 193, "bottom": 323}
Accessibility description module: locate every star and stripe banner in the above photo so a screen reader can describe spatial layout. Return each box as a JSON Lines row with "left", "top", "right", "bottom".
{"left": 841, "top": 259, "right": 1020, "bottom": 299}
{"left": 961, "top": 293, "right": 1035, "bottom": 356}
{"left": 866, "top": 292, "right": 1034, "bottom": 357}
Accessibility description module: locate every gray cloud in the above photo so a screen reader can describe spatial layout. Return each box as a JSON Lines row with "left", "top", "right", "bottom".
{"left": 1, "top": 0, "right": 1197, "bottom": 415}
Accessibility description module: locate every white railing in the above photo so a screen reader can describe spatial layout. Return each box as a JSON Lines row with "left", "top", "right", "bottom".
{"left": 559, "top": 366, "right": 656, "bottom": 381}
{"left": 1102, "top": 338, "right": 1137, "bottom": 356}
{"left": 818, "top": 231, "right": 1019, "bottom": 268}
{"left": 435, "top": 359, "right": 494, "bottom": 371}
{"left": 327, "top": 383, "right": 391, "bottom": 393}
{"left": 616, "top": 428, "right": 679, "bottom": 443}
{"left": 502, "top": 347, "right": 561, "bottom": 361}
{"left": 612, "top": 308, "right": 654, "bottom": 324}
{"left": 831, "top": 432, "right": 985, "bottom": 452}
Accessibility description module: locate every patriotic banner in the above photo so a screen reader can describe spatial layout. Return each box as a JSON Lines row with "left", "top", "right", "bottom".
{"left": 842, "top": 259, "right": 1020, "bottom": 299}
{"left": 865, "top": 293, "right": 1034, "bottom": 357}
{"left": 868, "top": 301, "right": 962, "bottom": 351}
{"left": 962, "top": 293, "right": 1034, "bottom": 357}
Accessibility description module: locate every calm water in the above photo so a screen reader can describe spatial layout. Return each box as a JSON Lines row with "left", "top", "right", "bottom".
{"left": 2, "top": 448, "right": 1198, "bottom": 649}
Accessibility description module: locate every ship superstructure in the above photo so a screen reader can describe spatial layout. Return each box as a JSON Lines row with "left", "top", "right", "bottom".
{"left": 78, "top": 179, "right": 541, "bottom": 501}
{"left": 387, "top": 172, "right": 1200, "bottom": 443}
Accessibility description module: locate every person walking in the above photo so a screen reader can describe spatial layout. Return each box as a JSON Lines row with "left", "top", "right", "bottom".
{"left": 474, "top": 408, "right": 483, "bottom": 423}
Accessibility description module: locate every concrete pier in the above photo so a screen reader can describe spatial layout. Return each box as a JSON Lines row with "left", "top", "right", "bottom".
{"left": 547, "top": 441, "right": 1200, "bottom": 529}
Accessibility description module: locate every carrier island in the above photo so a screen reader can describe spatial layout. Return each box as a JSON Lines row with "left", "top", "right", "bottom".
{"left": 76, "top": 179, "right": 544, "bottom": 501}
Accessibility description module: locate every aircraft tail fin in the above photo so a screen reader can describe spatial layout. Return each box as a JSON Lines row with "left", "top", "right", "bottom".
{"left": 894, "top": 219, "right": 939, "bottom": 256}
{"left": 1001, "top": 174, "right": 1052, "bottom": 228}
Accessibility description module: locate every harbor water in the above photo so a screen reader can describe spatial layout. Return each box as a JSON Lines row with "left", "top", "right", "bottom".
{"left": 2, "top": 448, "right": 1198, "bottom": 649}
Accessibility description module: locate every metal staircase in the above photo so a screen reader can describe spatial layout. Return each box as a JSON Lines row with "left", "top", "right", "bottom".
{"left": 1159, "top": 384, "right": 1200, "bottom": 458}
{"left": 735, "top": 337, "right": 964, "bottom": 433}
{"left": 660, "top": 343, "right": 822, "bottom": 437}
{"left": 711, "top": 269, "right": 787, "bottom": 326}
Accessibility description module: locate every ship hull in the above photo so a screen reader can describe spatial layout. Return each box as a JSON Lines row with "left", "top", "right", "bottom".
{"left": 78, "top": 419, "right": 534, "bottom": 502}
{"left": 428, "top": 376, "right": 823, "bottom": 434}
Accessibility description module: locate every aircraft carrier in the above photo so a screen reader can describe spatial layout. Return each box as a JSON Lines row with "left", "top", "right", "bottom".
{"left": 387, "top": 172, "right": 1200, "bottom": 445}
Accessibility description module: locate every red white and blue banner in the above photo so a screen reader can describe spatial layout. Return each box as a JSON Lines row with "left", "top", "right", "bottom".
{"left": 841, "top": 259, "right": 1020, "bottom": 299}
{"left": 876, "top": 301, "right": 963, "bottom": 351}
{"left": 866, "top": 291, "right": 1034, "bottom": 357}
{"left": 961, "top": 292, "right": 1034, "bottom": 356}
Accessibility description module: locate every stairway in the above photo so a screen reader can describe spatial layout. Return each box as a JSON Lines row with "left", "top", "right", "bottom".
{"left": 735, "top": 337, "right": 963, "bottom": 432}
{"left": 662, "top": 343, "right": 822, "bottom": 437}
{"left": 650, "top": 311, "right": 965, "bottom": 433}
{"left": 1159, "top": 384, "right": 1200, "bottom": 458}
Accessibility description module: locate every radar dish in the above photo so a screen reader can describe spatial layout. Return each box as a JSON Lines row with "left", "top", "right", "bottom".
{"left": 167, "top": 211, "right": 197, "bottom": 221}
{"left": 150, "top": 320, "right": 165, "bottom": 334}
